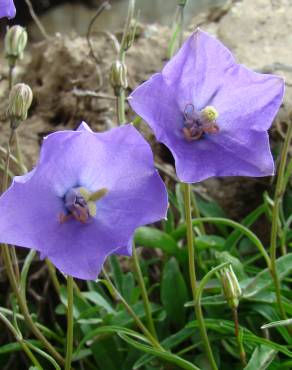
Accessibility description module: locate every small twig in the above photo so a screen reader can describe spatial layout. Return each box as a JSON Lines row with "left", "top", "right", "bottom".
{"left": 72, "top": 87, "right": 116, "bottom": 100}
{"left": 24, "top": 0, "right": 49, "bottom": 40}
{"left": 86, "top": 1, "right": 111, "bottom": 65}
{"left": 257, "top": 62, "right": 292, "bottom": 74}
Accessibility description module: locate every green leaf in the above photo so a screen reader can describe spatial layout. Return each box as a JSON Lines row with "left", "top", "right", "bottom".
{"left": 196, "top": 198, "right": 228, "bottom": 235}
{"left": 195, "top": 235, "right": 226, "bottom": 251}
{"left": 161, "top": 258, "right": 188, "bottom": 327}
{"left": 25, "top": 340, "right": 61, "bottom": 370}
{"left": 134, "top": 227, "right": 179, "bottom": 255}
{"left": 261, "top": 318, "right": 292, "bottom": 329}
{"left": 251, "top": 304, "right": 291, "bottom": 343}
{"left": 225, "top": 205, "right": 266, "bottom": 251}
{"left": 215, "top": 251, "right": 246, "bottom": 279}
{"left": 242, "top": 253, "right": 292, "bottom": 297}
{"left": 91, "top": 337, "right": 122, "bottom": 370}
{"left": 0, "top": 342, "right": 27, "bottom": 354}
{"left": 133, "top": 327, "right": 194, "bottom": 369}
{"left": 108, "top": 255, "right": 124, "bottom": 293}
{"left": 244, "top": 345, "right": 277, "bottom": 370}
{"left": 122, "top": 272, "right": 136, "bottom": 304}
{"left": 109, "top": 301, "right": 161, "bottom": 327}
{"left": 82, "top": 291, "right": 115, "bottom": 314}
{"left": 118, "top": 333, "right": 201, "bottom": 370}
{"left": 59, "top": 286, "right": 91, "bottom": 319}
{"left": 187, "top": 319, "right": 292, "bottom": 357}
{"left": 74, "top": 325, "right": 149, "bottom": 357}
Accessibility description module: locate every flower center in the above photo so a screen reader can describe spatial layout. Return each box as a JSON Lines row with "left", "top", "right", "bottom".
{"left": 60, "top": 186, "right": 108, "bottom": 224}
{"left": 182, "top": 104, "right": 219, "bottom": 141}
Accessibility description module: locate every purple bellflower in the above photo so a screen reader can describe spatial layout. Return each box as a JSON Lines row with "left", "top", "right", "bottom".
{"left": 0, "top": 123, "right": 168, "bottom": 280}
{"left": 129, "top": 30, "right": 284, "bottom": 183}
{"left": 0, "top": 0, "right": 16, "bottom": 19}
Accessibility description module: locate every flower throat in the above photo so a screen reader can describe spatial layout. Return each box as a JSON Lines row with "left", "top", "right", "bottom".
{"left": 183, "top": 104, "right": 219, "bottom": 141}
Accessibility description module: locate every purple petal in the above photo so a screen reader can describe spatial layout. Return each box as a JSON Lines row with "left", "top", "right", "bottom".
{"left": 129, "top": 29, "right": 284, "bottom": 183}
{"left": 0, "top": 124, "right": 167, "bottom": 279}
{"left": 0, "top": 0, "right": 16, "bottom": 19}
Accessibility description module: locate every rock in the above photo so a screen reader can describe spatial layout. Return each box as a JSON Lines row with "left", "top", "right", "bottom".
{"left": 218, "top": 0, "right": 292, "bottom": 116}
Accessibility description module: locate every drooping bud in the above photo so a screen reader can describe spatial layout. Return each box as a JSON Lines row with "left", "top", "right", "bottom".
{"left": 110, "top": 61, "right": 128, "bottom": 95}
{"left": 201, "top": 106, "right": 219, "bottom": 123}
{"left": 8, "top": 83, "right": 33, "bottom": 126}
{"left": 5, "top": 26, "right": 28, "bottom": 66}
{"left": 220, "top": 266, "right": 241, "bottom": 309}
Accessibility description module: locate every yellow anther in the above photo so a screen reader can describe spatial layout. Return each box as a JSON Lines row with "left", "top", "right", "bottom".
{"left": 201, "top": 106, "right": 219, "bottom": 123}
{"left": 89, "top": 188, "right": 108, "bottom": 201}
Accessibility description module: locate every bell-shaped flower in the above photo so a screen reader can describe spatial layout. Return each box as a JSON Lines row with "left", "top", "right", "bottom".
{"left": 0, "top": 123, "right": 168, "bottom": 279}
{"left": 0, "top": 0, "right": 16, "bottom": 19}
{"left": 129, "top": 29, "right": 284, "bottom": 183}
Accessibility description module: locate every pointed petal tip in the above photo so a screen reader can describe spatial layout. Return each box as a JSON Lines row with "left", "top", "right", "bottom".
{"left": 77, "top": 121, "right": 93, "bottom": 132}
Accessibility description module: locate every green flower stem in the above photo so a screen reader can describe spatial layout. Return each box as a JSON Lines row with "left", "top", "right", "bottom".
{"left": 132, "top": 243, "right": 158, "bottom": 339}
{"left": 270, "top": 120, "right": 292, "bottom": 321}
{"left": 14, "top": 131, "right": 25, "bottom": 174}
{"left": 65, "top": 276, "right": 74, "bottom": 370}
{"left": 45, "top": 259, "right": 61, "bottom": 295}
{"left": 190, "top": 189, "right": 205, "bottom": 235}
{"left": 8, "top": 64, "right": 14, "bottom": 91}
{"left": 171, "top": 217, "right": 271, "bottom": 269}
{"left": 2, "top": 244, "right": 65, "bottom": 365}
{"left": 0, "top": 311, "right": 42, "bottom": 369}
{"left": 102, "top": 268, "right": 163, "bottom": 350}
{"left": 182, "top": 183, "right": 218, "bottom": 370}
{"left": 117, "top": 85, "right": 126, "bottom": 125}
{"left": 232, "top": 308, "right": 246, "bottom": 366}
{"left": 178, "top": 1, "right": 187, "bottom": 47}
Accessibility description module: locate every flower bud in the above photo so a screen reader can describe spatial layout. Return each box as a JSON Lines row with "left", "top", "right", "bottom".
{"left": 5, "top": 26, "right": 28, "bottom": 65}
{"left": 178, "top": 0, "right": 188, "bottom": 6}
{"left": 220, "top": 266, "right": 241, "bottom": 309}
{"left": 110, "top": 61, "right": 128, "bottom": 95}
{"left": 8, "top": 83, "right": 33, "bottom": 125}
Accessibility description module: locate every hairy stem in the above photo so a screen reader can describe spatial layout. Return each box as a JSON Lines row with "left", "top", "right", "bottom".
{"left": 65, "top": 276, "right": 74, "bottom": 370}
{"left": 270, "top": 120, "right": 292, "bottom": 321}
{"left": 182, "top": 183, "right": 218, "bottom": 370}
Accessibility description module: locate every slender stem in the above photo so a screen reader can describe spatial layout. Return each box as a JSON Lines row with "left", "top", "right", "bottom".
{"left": 8, "top": 64, "right": 14, "bottom": 91}
{"left": 190, "top": 189, "right": 205, "bottom": 235}
{"left": 102, "top": 268, "right": 163, "bottom": 350}
{"left": 65, "top": 276, "right": 74, "bottom": 370}
{"left": 232, "top": 308, "right": 246, "bottom": 366}
{"left": 117, "top": 89, "right": 126, "bottom": 124}
{"left": 270, "top": 121, "right": 292, "bottom": 320}
{"left": 132, "top": 243, "right": 157, "bottom": 339}
{"left": 0, "top": 312, "right": 42, "bottom": 369}
{"left": 14, "top": 131, "right": 25, "bottom": 174}
{"left": 24, "top": 0, "right": 50, "bottom": 40}
{"left": 45, "top": 259, "right": 61, "bottom": 295}
{"left": 182, "top": 183, "right": 218, "bottom": 370}
{"left": 178, "top": 4, "right": 185, "bottom": 48}
{"left": 116, "top": 50, "right": 126, "bottom": 125}
{"left": 2, "top": 130, "right": 14, "bottom": 192}
{"left": 1, "top": 244, "right": 65, "bottom": 364}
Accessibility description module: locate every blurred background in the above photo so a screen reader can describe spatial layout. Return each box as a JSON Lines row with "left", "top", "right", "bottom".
{"left": 12, "top": 0, "right": 227, "bottom": 37}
